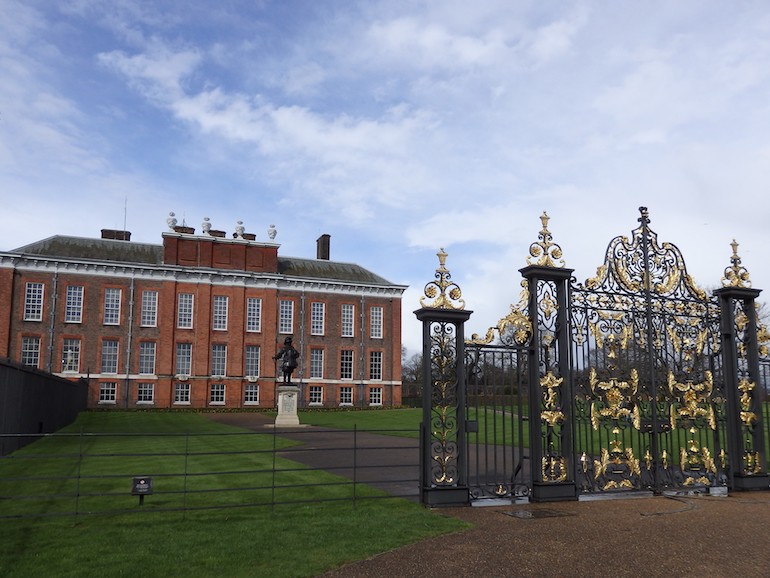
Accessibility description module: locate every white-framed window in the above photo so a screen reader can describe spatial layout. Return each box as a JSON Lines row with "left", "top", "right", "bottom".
{"left": 24, "top": 282, "right": 44, "bottom": 321}
{"left": 21, "top": 336, "right": 41, "bottom": 368}
{"left": 279, "top": 300, "right": 294, "bottom": 334}
{"left": 62, "top": 338, "right": 81, "bottom": 373}
{"left": 212, "top": 296, "right": 228, "bottom": 330}
{"left": 369, "top": 351, "right": 383, "bottom": 381}
{"left": 177, "top": 293, "right": 194, "bottom": 329}
{"left": 174, "top": 382, "right": 191, "bottom": 404}
{"left": 101, "top": 340, "right": 119, "bottom": 374}
{"left": 309, "top": 385, "right": 323, "bottom": 405}
{"left": 244, "top": 384, "right": 260, "bottom": 405}
{"left": 341, "top": 304, "right": 355, "bottom": 337}
{"left": 340, "top": 386, "right": 353, "bottom": 406}
{"left": 370, "top": 306, "right": 383, "bottom": 339}
{"left": 310, "top": 349, "right": 324, "bottom": 379}
{"left": 340, "top": 350, "right": 353, "bottom": 380}
{"left": 137, "top": 383, "right": 155, "bottom": 404}
{"left": 245, "top": 345, "right": 260, "bottom": 378}
{"left": 103, "top": 288, "right": 122, "bottom": 325}
{"left": 99, "top": 382, "right": 117, "bottom": 404}
{"left": 140, "top": 290, "right": 158, "bottom": 327}
{"left": 246, "top": 297, "right": 262, "bottom": 332}
{"left": 310, "top": 302, "right": 325, "bottom": 335}
{"left": 175, "top": 343, "right": 192, "bottom": 376}
{"left": 369, "top": 387, "right": 383, "bottom": 406}
{"left": 211, "top": 344, "right": 227, "bottom": 377}
{"left": 139, "top": 342, "right": 156, "bottom": 375}
{"left": 210, "top": 383, "right": 225, "bottom": 405}
{"left": 65, "top": 286, "right": 84, "bottom": 323}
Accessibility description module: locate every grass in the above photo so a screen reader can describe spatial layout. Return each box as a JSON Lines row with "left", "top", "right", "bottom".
{"left": 0, "top": 411, "right": 469, "bottom": 578}
{"left": 295, "top": 407, "right": 422, "bottom": 437}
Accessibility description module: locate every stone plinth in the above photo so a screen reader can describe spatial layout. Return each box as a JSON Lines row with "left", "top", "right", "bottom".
{"left": 274, "top": 385, "right": 300, "bottom": 427}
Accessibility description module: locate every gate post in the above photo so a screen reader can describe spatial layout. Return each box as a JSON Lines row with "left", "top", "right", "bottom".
{"left": 415, "top": 249, "right": 473, "bottom": 506}
{"left": 715, "top": 240, "right": 768, "bottom": 490}
{"left": 520, "top": 213, "right": 577, "bottom": 502}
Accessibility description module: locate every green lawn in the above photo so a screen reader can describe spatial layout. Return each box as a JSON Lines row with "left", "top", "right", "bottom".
{"left": 0, "top": 411, "right": 468, "bottom": 578}
{"left": 296, "top": 407, "right": 422, "bottom": 437}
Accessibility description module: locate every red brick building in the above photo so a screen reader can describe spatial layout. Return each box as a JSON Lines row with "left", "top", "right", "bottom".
{"left": 0, "top": 219, "right": 406, "bottom": 410}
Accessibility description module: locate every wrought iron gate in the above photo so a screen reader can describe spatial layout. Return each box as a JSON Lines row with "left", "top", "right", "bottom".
{"left": 417, "top": 208, "right": 769, "bottom": 505}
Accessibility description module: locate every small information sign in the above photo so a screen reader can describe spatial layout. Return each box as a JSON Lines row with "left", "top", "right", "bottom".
{"left": 131, "top": 477, "right": 153, "bottom": 498}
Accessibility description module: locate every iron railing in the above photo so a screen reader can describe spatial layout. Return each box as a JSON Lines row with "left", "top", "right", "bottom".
{"left": 0, "top": 426, "right": 420, "bottom": 520}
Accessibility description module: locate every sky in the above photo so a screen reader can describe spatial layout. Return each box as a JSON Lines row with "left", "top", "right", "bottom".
{"left": 2, "top": 0, "right": 770, "bottom": 356}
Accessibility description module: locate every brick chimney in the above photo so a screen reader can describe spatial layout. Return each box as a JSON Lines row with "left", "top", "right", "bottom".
{"left": 101, "top": 229, "right": 131, "bottom": 241}
{"left": 317, "top": 234, "right": 330, "bottom": 260}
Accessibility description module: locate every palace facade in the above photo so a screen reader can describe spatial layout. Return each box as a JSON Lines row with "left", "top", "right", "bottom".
{"left": 0, "top": 217, "right": 406, "bottom": 410}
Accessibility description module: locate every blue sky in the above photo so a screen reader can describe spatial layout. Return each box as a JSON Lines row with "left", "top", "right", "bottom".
{"left": 2, "top": 0, "right": 770, "bottom": 354}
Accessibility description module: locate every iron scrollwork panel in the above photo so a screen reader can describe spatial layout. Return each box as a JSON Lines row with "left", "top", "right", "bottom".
{"left": 427, "top": 320, "right": 461, "bottom": 486}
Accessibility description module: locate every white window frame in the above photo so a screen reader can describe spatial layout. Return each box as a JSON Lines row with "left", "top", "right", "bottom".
{"left": 62, "top": 338, "right": 81, "bottom": 373}
{"left": 101, "top": 340, "right": 119, "bottom": 374}
{"left": 370, "top": 306, "right": 383, "bottom": 339}
{"left": 209, "top": 383, "right": 225, "bottom": 405}
{"left": 24, "top": 282, "right": 44, "bottom": 321}
{"left": 177, "top": 293, "right": 194, "bottom": 329}
{"left": 340, "top": 350, "right": 353, "bottom": 380}
{"left": 174, "top": 382, "right": 191, "bottom": 404}
{"left": 309, "top": 385, "right": 323, "bottom": 406}
{"left": 211, "top": 344, "right": 227, "bottom": 377}
{"left": 369, "top": 351, "right": 383, "bottom": 381}
{"left": 245, "top": 345, "right": 260, "bottom": 378}
{"left": 244, "top": 384, "right": 260, "bottom": 405}
{"left": 138, "top": 342, "right": 156, "bottom": 375}
{"left": 310, "top": 348, "right": 324, "bottom": 379}
{"left": 137, "top": 382, "right": 155, "bottom": 404}
{"left": 339, "top": 386, "right": 353, "bottom": 406}
{"left": 21, "top": 336, "right": 41, "bottom": 368}
{"left": 279, "top": 300, "right": 294, "bottom": 334}
{"left": 103, "top": 288, "right": 122, "bottom": 325}
{"left": 369, "top": 387, "right": 383, "bottom": 406}
{"left": 175, "top": 343, "right": 192, "bottom": 376}
{"left": 341, "top": 304, "right": 355, "bottom": 337}
{"left": 212, "top": 296, "right": 228, "bottom": 331}
{"left": 246, "top": 297, "right": 262, "bottom": 332}
{"left": 65, "top": 286, "right": 84, "bottom": 323}
{"left": 140, "top": 290, "right": 158, "bottom": 327}
{"left": 310, "top": 302, "right": 325, "bottom": 336}
{"left": 99, "top": 382, "right": 117, "bottom": 404}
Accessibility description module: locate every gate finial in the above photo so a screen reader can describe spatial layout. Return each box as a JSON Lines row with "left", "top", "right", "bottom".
{"left": 419, "top": 247, "right": 465, "bottom": 309}
{"left": 526, "top": 211, "right": 565, "bottom": 268}
{"left": 722, "top": 239, "right": 751, "bottom": 288}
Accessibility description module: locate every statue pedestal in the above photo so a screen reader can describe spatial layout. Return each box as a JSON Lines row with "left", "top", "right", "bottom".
{"left": 274, "top": 385, "right": 301, "bottom": 427}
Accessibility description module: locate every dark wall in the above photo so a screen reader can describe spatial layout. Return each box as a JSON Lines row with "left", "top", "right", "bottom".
{"left": 0, "top": 359, "right": 87, "bottom": 455}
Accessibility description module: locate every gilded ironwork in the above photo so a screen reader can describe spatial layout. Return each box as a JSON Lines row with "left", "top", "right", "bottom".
{"left": 420, "top": 248, "right": 465, "bottom": 310}
{"left": 589, "top": 368, "right": 639, "bottom": 429}
{"left": 721, "top": 239, "right": 751, "bottom": 288}
{"left": 541, "top": 372, "right": 565, "bottom": 426}
{"left": 526, "top": 211, "right": 565, "bottom": 268}
{"left": 428, "top": 321, "right": 461, "bottom": 486}
{"left": 580, "top": 207, "right": 707, "bottom": 300}
{"left": 468, "top": 281, "right": 531, "bottom": 345}
{"left": 668, "top": 371, "right": 716, "bottom": 430}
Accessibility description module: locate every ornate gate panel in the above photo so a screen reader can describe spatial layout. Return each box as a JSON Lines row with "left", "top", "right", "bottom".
{"left": 416, "top": 208, "right": 768, "bottom": 505}
{"left": 465, "top": 295, "right": 532, "bottom": 501}
{"left": 570, "top": 208, "right": 728, "bottom": 493}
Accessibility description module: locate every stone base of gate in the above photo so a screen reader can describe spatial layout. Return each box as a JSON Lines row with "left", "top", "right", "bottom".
{"left": 532, "top": 481, "right": 577, "bottom": 502}
{"left": 422, "top": 487, "right": 470, "bottom": 507}
{"left": 733, "top": 473, "right": 770, "bottom": 491}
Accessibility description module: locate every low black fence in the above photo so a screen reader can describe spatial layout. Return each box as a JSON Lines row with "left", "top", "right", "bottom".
{"left": 0, "top": 426, "right": 420, "bottom": 520}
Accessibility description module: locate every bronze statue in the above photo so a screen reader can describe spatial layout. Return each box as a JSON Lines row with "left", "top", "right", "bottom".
{"left": 273, "top": 336, "right": 299, "bottom": 383}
